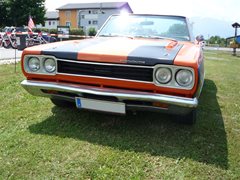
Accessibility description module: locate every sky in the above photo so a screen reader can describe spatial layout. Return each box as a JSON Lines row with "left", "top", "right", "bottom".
{"left": 45, "top": 0, "right": 240, "bottom": 22}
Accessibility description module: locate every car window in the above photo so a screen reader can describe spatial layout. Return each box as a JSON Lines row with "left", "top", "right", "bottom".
{"left": 98, "top": 15, "right": 190, "bottom": 41}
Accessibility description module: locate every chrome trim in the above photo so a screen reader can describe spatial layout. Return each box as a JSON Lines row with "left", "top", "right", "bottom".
{"left": 153, "top": 64, "right": 195, "bottom": 90}
{"left": 43, "top": 58, "right": 57, "bottom": 73}
{"left": 21, "top": 80, "right": 198, "bottom": 108}
{"left": 56, "top": 72, "right": 154, "bottom": 84}
{"left": 126, "top": 104, "right": 193, "bottom": 115}
{"left": 196, "top": 73, "right": 205, "bottom": 98}
{"left": 24, "top": 55, "right": 57, "bottom": 75}
{"left": 57, "top": 59, "right": 153, "bottom": 69}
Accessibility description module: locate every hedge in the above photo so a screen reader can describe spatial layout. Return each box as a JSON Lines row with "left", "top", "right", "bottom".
{"left": 32, "top": 28, "right": 85, "bottom": 36}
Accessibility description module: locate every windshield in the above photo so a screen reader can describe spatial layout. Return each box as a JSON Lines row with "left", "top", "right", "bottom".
{"left": 98, "top": 15, "right": 190, "bottom": 41}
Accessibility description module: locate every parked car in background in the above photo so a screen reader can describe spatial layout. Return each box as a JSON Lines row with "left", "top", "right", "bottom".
{"left": 21, "top": 14, "right": 204, "bottom": 124}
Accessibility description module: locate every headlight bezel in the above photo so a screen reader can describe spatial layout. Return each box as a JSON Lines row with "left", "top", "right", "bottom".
{"left": 24, "top": 55, "right": 57, "bottom": 75}
{"left": 44, "top": 58, "right": 57, "bottom": 73}
{"left": 155, "top": 67, "right": 172, "bottom": 84}
{"left": 28, "top": 57, "right": 40, "bottom": 72}
{"left": 153, "top": 64, "right": 195, "bottom": 90}
{"left": 175, "top": 69, "right": 194, "bottom": 87}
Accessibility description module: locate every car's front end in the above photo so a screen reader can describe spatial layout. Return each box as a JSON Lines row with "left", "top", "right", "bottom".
{"left": 21, "top": 14, "right": 204, "bottom": 124}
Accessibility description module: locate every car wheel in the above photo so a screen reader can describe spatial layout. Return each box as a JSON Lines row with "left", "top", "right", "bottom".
{"left": 11, "top": 41, "right": 17, "bottom": 49}
{"left": 3, "top": 42, "right": 11, "bottom": 49}
{"left": 50, "top": 98, "right": 75, "bottom": 108}
{"left": 177, "top": 109, "right": 197, "bottom": 125}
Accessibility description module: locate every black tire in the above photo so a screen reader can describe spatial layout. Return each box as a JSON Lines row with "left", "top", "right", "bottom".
{"left": 50, "top": 37, "right": 57, "bottom": 43}
{"left": 3, "top": 42, "right": 11, "bottom": 49}
{"left": 11, "top": 41, "right": 17, "bottom": 49}
{"left": 177, "top": 109, "right": 197, "bottom": 125}
{"left": 50, "top": 98, "right": 75, "bottom": 108}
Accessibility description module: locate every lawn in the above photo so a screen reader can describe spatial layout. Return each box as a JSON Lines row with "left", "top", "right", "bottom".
{"left": 0, "top": 50, "right": 240, "bottom": 179}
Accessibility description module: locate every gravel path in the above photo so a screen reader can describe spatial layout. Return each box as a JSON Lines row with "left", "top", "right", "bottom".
{"left": 0, "top": 47, "right": 22, "bottom": 65}
{"left": 0, "top": 58, "right": 21, "bottom": 65}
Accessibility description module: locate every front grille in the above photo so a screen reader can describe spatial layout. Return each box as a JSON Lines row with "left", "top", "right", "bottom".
{"left": 57, "top": 60, "right": 153, "bottom": 82}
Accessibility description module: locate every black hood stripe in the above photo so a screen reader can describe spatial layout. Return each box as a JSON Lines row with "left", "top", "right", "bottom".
{"left": 41, "top": 38, "right": 109, "bottom": 60}
{"left": 127, "top": 44, "right": 183, "bottom": 66}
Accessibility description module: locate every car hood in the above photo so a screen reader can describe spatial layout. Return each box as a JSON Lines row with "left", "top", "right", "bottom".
{"left": 37, "top": 37, "right": 184, "bottom": 66}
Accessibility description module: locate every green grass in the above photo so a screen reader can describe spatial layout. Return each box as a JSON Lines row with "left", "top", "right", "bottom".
{"left": 0, "top": 50, "right": 240, "bottom": 179}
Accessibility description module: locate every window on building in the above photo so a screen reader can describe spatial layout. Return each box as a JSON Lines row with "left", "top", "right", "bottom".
{"left": 92, "top": 10, "right": 98, "bottom": 14}
{"left": 93, "top": 20, "right": 98, "bottom": 25}
{"left": 81, "top": 15, "right": 85, "bottom": 19}
{"left": 88, "top": 21, "right": 91, "bottom": 25}
{"left": 89, "top": 10, "right": 91, "bottom": 14}
{"left": 65, "top": 11, "right": 71, "bottom": 20}
{"left": 66, "top": 21, "right": 71, "bottom": 27}
{"left": 49, "top": 21, "right": 51, "bottom": 26}
{"left": 53, "top": 21, "right": 55, "bottom": 25}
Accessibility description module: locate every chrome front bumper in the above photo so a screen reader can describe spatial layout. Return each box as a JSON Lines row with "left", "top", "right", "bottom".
{"left": 21, "top": 80, "right": 198, "bottom": 114}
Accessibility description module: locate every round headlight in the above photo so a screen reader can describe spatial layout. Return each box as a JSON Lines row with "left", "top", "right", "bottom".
{"left": 28, "top": 57, "right": 40, "bottom": 72}
{"left": 176, "top": 69, "right": 193, "bottom": 87}
{"left": 155, "top": 67, "right": 172, "bottom": 84}
{"left": 44, "top": 58, "right": 56, "bottom": 73}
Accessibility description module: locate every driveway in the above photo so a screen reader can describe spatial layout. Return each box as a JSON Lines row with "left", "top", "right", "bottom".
{"left": 204, "top": 46, "right": 240, "bottom": 52}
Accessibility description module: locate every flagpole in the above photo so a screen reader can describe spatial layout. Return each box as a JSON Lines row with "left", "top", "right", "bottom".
{"left": 14, "top": 48, "right": 17, "bottom": 73}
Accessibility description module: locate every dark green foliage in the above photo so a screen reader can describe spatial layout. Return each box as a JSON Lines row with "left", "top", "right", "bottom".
{"left": 0, "top": 0, "right": 8, "bottom": 27}
{"left": 32, "top": 28, "right": 85, "bottom": 36}
{"left": 70, "top": 28, "right": 85, "bottom": 35}
{"left": 32, "top": 28, "right": 49, "bottom": 33}
{"left": 0, "top": 0, "right": 46, "bottom": 27}
{"left": 88, "top": 27, "right": 97, "bottom": 36}
{"left": 208, "top": 36, "right": 226, "bottom": 47}
{"left": 49, "top": 29, "right": 57, "bottom": 34}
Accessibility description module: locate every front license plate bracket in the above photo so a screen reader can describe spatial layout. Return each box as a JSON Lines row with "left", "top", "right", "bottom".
{"left": 75, "top": 97, "right": 126, "bottom": 114}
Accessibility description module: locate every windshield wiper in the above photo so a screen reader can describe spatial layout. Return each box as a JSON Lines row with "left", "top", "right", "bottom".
{"left": 98, "top": 34, "right": 134, "bottom": 39}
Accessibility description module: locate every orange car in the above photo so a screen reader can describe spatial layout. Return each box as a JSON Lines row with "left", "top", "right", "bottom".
{"left": 21, "top": 14, "right": 204, "bottom": 124}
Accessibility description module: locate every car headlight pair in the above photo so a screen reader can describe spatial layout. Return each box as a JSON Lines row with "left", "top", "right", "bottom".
{"left": 27, "top": 56, "right": 56, "bottom": 74}
{"left": 155, "top": 67, "right": 193, "bottom": 88}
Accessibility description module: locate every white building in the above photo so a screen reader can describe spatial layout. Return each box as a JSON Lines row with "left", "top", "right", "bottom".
{"left": 57, "top": 2, "right": 133, "bottom": 32}
{"left": 36, "top": 11, "right": 59, "bottom": 29}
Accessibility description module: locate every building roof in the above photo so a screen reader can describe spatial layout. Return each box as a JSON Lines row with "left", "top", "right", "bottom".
{"left": 45, "top": 11, "right": 59, "bottom": 20}
{"left": 57, "top": 2, "right": 132, "bottom": 12}
{"left": 226, "top": 35, "right": 240, "bottom": 40}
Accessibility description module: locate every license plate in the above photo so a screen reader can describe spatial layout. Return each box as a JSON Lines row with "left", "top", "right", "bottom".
{"left": 75, "top": 97, "right": 126, "bottom": 114}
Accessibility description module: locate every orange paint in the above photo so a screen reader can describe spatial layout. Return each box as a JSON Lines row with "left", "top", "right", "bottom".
{"left": 59, "top": 10, "right": 78, "bottom": 28}
{"left": 22, "top": 38, "right": 203, "bottom": 98}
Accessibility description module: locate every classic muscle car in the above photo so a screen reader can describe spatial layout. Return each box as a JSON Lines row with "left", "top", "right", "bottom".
{"left": 21, "top": 14, "right": 204, "bottom": 124}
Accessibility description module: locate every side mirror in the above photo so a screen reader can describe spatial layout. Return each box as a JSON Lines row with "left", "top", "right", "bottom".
{"left": 196, "top": 35, "right": 204, "bottom": 43}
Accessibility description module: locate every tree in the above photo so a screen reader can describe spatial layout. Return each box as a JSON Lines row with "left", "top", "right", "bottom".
{"left": 0, "top": 0, "right": 8, "bottom": 27}
{"left": 0, "top": 0, "right": 46, "bottom": 27}
{"left": 208, "top": 36, "right": 226, "bottom": 46}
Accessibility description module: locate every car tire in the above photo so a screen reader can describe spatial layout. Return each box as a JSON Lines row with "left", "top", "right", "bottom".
{"left": 3, "top": 42, "right": 11, "bottom": 49}
{"left": 50, "top": 98, "right": 75, "bottom": 108}
{"left": 177, "top": 109, "right": 197, "bottom": 125}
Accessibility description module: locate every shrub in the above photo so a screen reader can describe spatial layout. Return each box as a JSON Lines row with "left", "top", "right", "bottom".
{"left": 88, "top": 27, "right": 97, "bottom": 36}
{"left": 70, "top": 28, "right": 85, "bottom": 35}
{"left": 49, "top": 29, "right": 57, "bottom": 34}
